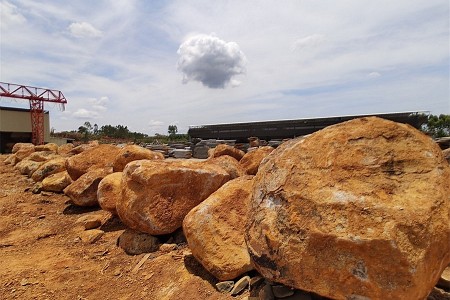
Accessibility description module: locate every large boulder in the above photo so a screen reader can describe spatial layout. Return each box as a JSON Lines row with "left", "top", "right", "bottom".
{"left": 68, "top": 141, "right": 99, "bottom": 155}
{"left": 239, "top": 146, "right": 274, "bottom": 175}
{"left": 27, "top": 151, "right": 60, "bottom": 162}
{"left": 12, "top": 143, "right": 34, "bottom": 154}
{"left": 183, "top": 176, "right": 254, "bottom": 280}
{"left": 57, "top": 143, "right": 74, "bottom": 155}
{"left": 65, "top": 144, "right": 120, "bottom": 180}
{"left": 42, "top": 171, "right": 73, "bottom": 192}
{"left": 15, "top": 146, "right": 35, "bottom": 162}
{"left": 117, "top": 160, "right": 230, "bottom": 235}
{"left": 112, "top": 145, "right": 164, "bottom": 172}
{"left": 15, "top": 159, "right": 44, "bottom": 177}
{"left": 97, "top": 172, "right": 122, "bottom": 214}
{"left": 245, "top": 117, "right": 450, "bottom": 299}
{"left": 208, "top": 155, "right": 246, "bottom": 179}
{"left": 212, "top": 144, "right": 245, "bottom": 161}
{"left": 35, "top": 143, "right": 58, "bottom": 153}
{"left": 31, "top": 157, "right": 67, "bottom": 182}
{"left": 64, "top": 168, "right": 112, "bottom": 206}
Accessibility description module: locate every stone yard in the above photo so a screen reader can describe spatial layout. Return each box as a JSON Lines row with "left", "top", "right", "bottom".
{"left": 1, "top": 116, "right": 449, "bottom": 300}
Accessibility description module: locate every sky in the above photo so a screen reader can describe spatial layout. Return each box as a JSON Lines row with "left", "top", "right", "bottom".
{"left": 0, "top": 0, "right": 449, "bottom": 135}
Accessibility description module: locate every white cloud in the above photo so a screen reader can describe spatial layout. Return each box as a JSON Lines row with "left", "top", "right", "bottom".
{"left": 72, "top": 108, "right": 99, "bottom": 119}
{"left": 88, "top": 96, "right": 108, "bottom": 111}
{"left": 0, "top": 1, "right": 26, "bottom": 28}
{"left": 68, "top": 22, "right": 102, "bottom": 38}
{"left": 177, "top": 34, "right": 247, "bottom": 88}
{"left": 292, "top": 34, "right": 325, "bottom": 50}
{"left": 368, "top": 72, "right": 381, "bottom": 78}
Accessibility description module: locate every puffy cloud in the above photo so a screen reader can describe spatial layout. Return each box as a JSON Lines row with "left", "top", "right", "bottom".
{"left": 292, "top": 34, "right": 325, "bottom": 50}
{"left": 68, "top": 22, "right": 102, "bottom": 38}
{"left": 0, "top": 1, "right": 26, "bottom": 28}
{"left": 73, "top": 108, "right": 99, "bottom": 119}
{"left": 88, "top": 96, "right": 108, "bottom": 111}
{"left": 177, "top": 34, "right": 247, "bottom": 89}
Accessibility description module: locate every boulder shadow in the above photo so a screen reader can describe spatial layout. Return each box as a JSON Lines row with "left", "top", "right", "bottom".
{"left": 62, "top": 203, "right": 101, "bottom": 215}
{"left": 100, "top": 215, "right": 127, "bottom": 232}
{"left": 183, "top": 254, "right": 218, "bottom": 286}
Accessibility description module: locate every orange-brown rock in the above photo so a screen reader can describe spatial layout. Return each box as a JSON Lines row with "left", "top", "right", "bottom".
{"left": 183, "top": 176, "right": 254, "bottom": 280}
{"left": 118, "top": 229, "right": 161, "bottom": 255}
{"left": 112, "top": 145, "right": 164, "bottom": 172}
{"left": 212, "top": 144, "right": 245, "bottom": 161}
{"left": 64, "top": 168, "right": 113, "bottom": 206}
{"left": 57, "top": 143, "right": 74, "bottom": 155}
{"left": 35, "top": 143, "right": 58, "bottom": 153}
{"left": 208, "top": 155, "right": 246, "bottom": 179}
{"left": 117, "top": 160, "right": 230, "bottom": 235}
{"left": 12, "top": 143, "right": 34, "bottom": 154}
{"left": 15, "top": 146, "right": 35, "bottom": 162}
{"left": 97, "top": 172, "right": 122, "bottom": 214}
{"left": 27, "top": 151, "right": 60, "bottom": 162}
{"left": 239, "top": 146, "right": 274, "bottom": 175}
{"left": 15, "top": 159, "right": 44, "bottom": 177}
{"left": 42, "top": 171, "right": 73, "bottom": 192}
{"left": 443, "top": 148, "right": 450, "bottom": 163}
{"left": 68, "top": 141, "right": 99, "bottom": 155}
{"left": 31, "top": 157, "right": 67, "bottom": 182}
{"left": 245, "top": 117, "right": 450, "bottom": 300}
{"left": 4, "top": 154, "right": 18, "bottom": 165}
{"left": 65, "top": 144, "right": 120, "bottom": 180}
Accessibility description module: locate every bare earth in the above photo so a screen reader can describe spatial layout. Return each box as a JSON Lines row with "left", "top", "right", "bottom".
{"left": 0, "top": 154, "right": 244, "bottom": 300}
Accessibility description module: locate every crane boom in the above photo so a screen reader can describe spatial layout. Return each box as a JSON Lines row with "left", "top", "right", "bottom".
{"left": 0, "top": 82, "right": 68, "bottom": 145}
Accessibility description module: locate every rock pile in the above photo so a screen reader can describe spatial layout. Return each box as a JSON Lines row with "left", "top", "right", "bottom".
{"left": 5, "top": 117, "right": 449, "bottom": 299}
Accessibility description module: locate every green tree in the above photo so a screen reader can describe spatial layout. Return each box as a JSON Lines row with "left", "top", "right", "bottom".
{"left": 422, "top": 114, "right": 450, "bottom": 138}
{"left": 168, "top": 125, "right": 178, "bottom": 136}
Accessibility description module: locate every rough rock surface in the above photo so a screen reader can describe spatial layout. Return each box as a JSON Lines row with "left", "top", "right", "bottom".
{"left": 66, "top": 144, "right": 120, "bottom": 180}
{"left": 213, "top": 144, "right": 245, "bottom": 161}
{"left": 31, "top": 157, "right": 67, "bottom": 182}
{"left": 112, "top": 145, "right": 164, "bottom": 172}
{"left": 118, "top": 160, "right": 230, "bottom": 235}
{"left": 15, "top": 159, "right": 44, "bottom": 176}
{"left": 239, "top": 146, "right": 274, "bottom": 175}
{"left": 12, "top": 142, "right": 34, "bottom": 154}
{"left": 15, "top": 146, "right": 35, "bottom": 162}
{"left": 183, "top": 176, "right": 254, "bottom": 280}
{"left": 97, "top": 172, "right": 122, "bottom": 214}
{"left": 245, "top": 117, "right": 450, "bottom": 299}
{"left": 443, "top": 148, "right": 450, "bottom": 164}
{"left": 64, "top": 168, "right": 112, "bottom": 206}
{"left": 35, "top": 143, "right": 58, "bottom": 153}
{"left": 42, "top": 171, "right": 73, "bottom": 192}
{"left": 68, "top": 141, "right": 99, "bottom": 155}
{"left": 118, "top": 229, "right": 161, "bottom": 255}
{"left": 27, "top": 151, "right": 60, "bottom": 162}
{"left": 57, "top": 143, "right": 74, "bottom": 155}
{"left": 208, "top": 155, "right": 246, "bottom": 179}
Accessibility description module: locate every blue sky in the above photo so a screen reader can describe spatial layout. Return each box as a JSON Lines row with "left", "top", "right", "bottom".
{"left": 1, "top": 0, "right": 449, "bottom": 134}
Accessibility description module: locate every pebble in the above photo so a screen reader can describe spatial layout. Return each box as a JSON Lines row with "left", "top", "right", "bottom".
{"left": 216, "top": 281, "right": 234, "bottom": 293}
{"left": 159, "top": 243, "right": 177, "bottom": 252}
{"left": 76, "top": 215, "right": 103, "bottom": 230}
{"left": 79, "top": 229, "right": 104, "bottom": 244}
{"left": 231, "top": 275, "right": 250, "bottom": 295}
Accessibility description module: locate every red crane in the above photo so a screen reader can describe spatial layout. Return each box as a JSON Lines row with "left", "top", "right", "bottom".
{"left": 0, "top": 82, "right": 67, "bottom": 145}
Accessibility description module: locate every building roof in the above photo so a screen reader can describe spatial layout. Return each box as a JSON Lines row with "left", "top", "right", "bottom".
{"left": 188, "top": 111, "right": 429, "bottom": 142}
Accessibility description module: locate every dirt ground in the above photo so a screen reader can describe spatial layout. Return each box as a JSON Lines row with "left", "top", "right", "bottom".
{"left": 0, "top": 154, "right": 246, "bottom": 300}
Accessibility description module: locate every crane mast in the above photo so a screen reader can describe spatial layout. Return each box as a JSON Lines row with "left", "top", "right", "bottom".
{"left": 0, "top": 82, "right": 67, "bottom": 145}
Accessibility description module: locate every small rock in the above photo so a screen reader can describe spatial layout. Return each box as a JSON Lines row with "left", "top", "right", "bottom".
{"left": 76, "top": 215, "right": 103, "bottom": 230}
{"left": 32, "top": 183, "right": 43, "bottom": 194}
{"left": 37, "top": 215, "right": 46, "bottom": 219}
{"left": 259, "top": 283, "right": 275, "bottom": 300}
{"left": 80, "top": 229, "right": 104, "bottom": 244}
{"left": 272, "top": 285, "right": 295, "bottom": 298}
{"left": 216, "top": 281, "right": 234, "bottom": 293}
{"left": 250, "top": 276, "right": 264, "bottom": 288}
{"left": 231, "top": 275, "right": 250, "bottom": 295}
{"left": 159, "top": 243, "right": 177, "bottom": 253}
{"left": 113, "top": 268, "right": 122, "bottom": 276}
{"left": 20, "top": 278, "right": 29, "bottom": 286}
{"left": 118, "top": 229, "right": 160, "bottom": 255}
{"left": 41, "top": 191, "right": 52, "bottom": 196}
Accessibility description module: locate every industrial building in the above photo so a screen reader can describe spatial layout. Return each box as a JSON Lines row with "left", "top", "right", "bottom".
{"left": 0, "top": 106, "right": 51, "bottom": 153}
{"left": 188, "top": 112, "right": 428, "bottom": 143}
